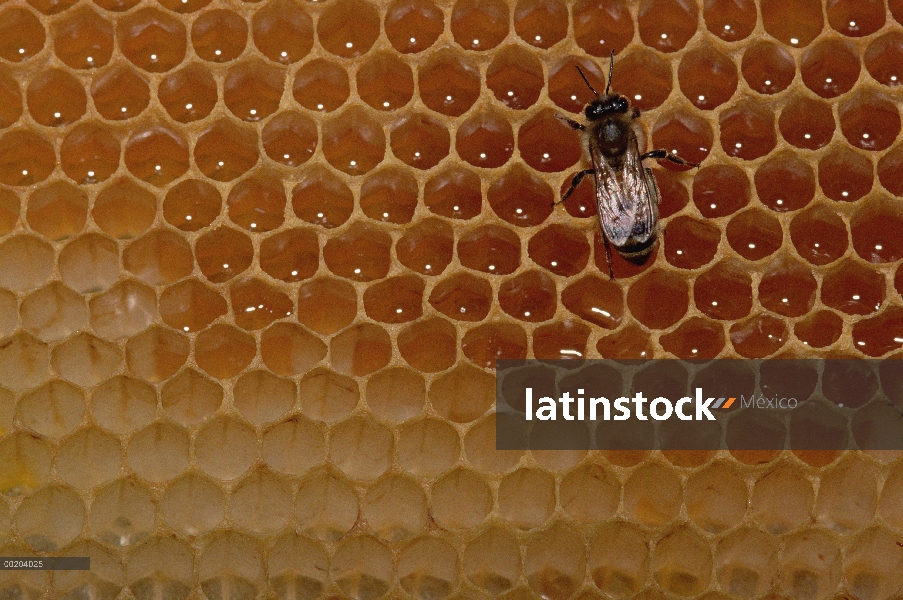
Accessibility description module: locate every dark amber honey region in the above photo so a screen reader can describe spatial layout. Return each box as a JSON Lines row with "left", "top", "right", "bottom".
{"left": 1, "top": 0, "right": 903, "bottom": 597}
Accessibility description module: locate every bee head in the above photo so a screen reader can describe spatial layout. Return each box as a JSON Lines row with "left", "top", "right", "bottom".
{"left": 584, "top": 96, "right": 629, "bottom": 121}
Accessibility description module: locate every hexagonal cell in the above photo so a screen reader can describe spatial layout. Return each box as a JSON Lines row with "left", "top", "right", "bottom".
{"left": 230, "top": 278, "right": 293, "bottom": 330}
{"left": 761, "top": 0, "right": 822, "bottom": 47}
{"left": 451, "top": 0, "right": 508, "bottom": 51}
{"left": 418, "top": 51, "right": 481, "bottom": 117}
{"left": 794, "top": 310, "right": 843, "bottom": 349}
{"left": 0, "top": 7, "right": 46, "bottom": 63}
{"left": 323, "top": 107, "right": 386, "bottom": 175}
{"left": 226, "top": 170, "right": 286, "bottom": 232}
{"left": 524, "top": 522, "right": 586, "bottom": 600}
{"left": 126, "top": 421, "right": 190, "bottom": 483}
{"left": 397, "top": 317, "right": 458, "bottom": 373}
{"left": 729, "top": 314, "right": 787, "bottom": 358}
{"left": 360, "top": 166, "right": 419, "bottom": 224}
{"left": 686, "top": 461, "right": 747, "bottom": 533}
{"left": 663, "top": 216, "right": 720, "bottom": 270}
{"left": 726, "top": 208, "right": 783, "bottom": 261}
{"left": 357, "top": 52, "right": 414, "bottom": 111}
{"left": 291, "top": 166, "right": 353, "bottom": 228}
{"left": 92, "top": 177, "right": 156, "bottom": 239}
{"left": 126, "top": 326, "right": 189, "bottom": 383}
{"left": 499, "top": 270, "right": 557, "bottom": 323}
{"left": 224, "top": 61, "right": 284, "bottom": 122}
{"left": 194, "top": 324, "right": 256, "bottom": 379}
{"left": 91, "top": 65, "right": 150, "bottom": 121}
{"left": 572, "top": 0, "right": 632, "bottom": 57}
{"left": 194, "top": 416, "right": 258, "bottom": 480}
{"left": 191, "top": 8, "right": 247, "bottom": 63}
{"left": 398, "top": 537, "right": 460, "bottom": 600}
{"left": 329, "top": 415, "right": 393, "bottom": 481}
{"left": 704, "top": 0, "right": 755, "bottom": 40}
{"left": 118, "top": 8, "right": 187, "bottom": 72}
{"left": 294, "top": 469, "right": 357, "bottom": 541}
{"left": 297, "top": 277, "right": 357, "bottom": 335}
{"left": 230, "top": 469, "right": 294, "bottom": 534}
{"left": 25, "top": 182, "right": 87, "bottom": 242}
{"left": 162, "top": 179, "right": 221, "bottom": 231}
{"left": 57, "top": 427, "right": 121, "bottom": 491}
{"left": 486, "top": 45, "right": 544, "bottom": 110}
{"left": 195, "top": 226, "right": 254, "bottom": 283}
{"left": 124, "top": 229, "right": 194, "bottom": 286}
{"left": 519, "top": 109, "right": 581, "bottom": 173}
{"left": 801, "top": 39, "right": 860, "bottom": 100}
{"left": 758, "top": 258, "right": 817, "bottom": 318}
{"left": 292, "top": 58, "right": 349, "bottom": 112}
{"left": 366, "top": 367, "right": 426, "bottom": 423}
{"left": 429, "top": 273, "right": 493, "bottom": 322}
{"left": 90, "top": 376, "right": 156, "bottom": 435}
{"left": 790, "top": 203, "right": 849, "bottom": 266}
{"left": 330, "top": 323, "right": 393, "bottom": 377}
{"left": 364, "top": 275, "right": 424, "bottom": 324}
{"left": 626, "top": 269, "right": 689, "bottom": 329}
{"left": 385, "top": 0, "right": 444, "bottom": 54}
{"left": 0, "top": 236, "right": 51, "bottom": 294}
{"left": 90, "top": 280, "right": 157, "bottom": 339}
{"left": 89, "top": 478, "right": 154, "bottom": 547}
{"left": 161, "top": 473, "right": 225, "bottom": 536}
{"left": 742, "top": 40, "right": 796, "bottom": 94}
{"left": 840, "top": 91, "right": 901, "bottom": 152}
{"left": 390, "top": 113, "right": 450, "bottom": 170}
{"left": 298, "top": 368, "right": 359, "bottom": 424}
{"left": 26, "top": 68, "right": 86, "bottom": 127}
{"left": 678, "top": 45, "right": 738, "bottom": 110}
{"left": 0, "top": 129, "right": 56, "bottom": 186}
{"left": 14, "top": 486, "right": 85, "bottom": 551}
{"left": 59, "top": 122, "right": 120, "bottom": 185}
{"left": 262, "top": 416, "right": 325, "bottom": 476}
{"left": 362, "top": 474, "right": 427, "bottom": 541}
{"left": 719, "top": 103, "right": 777, "bottom": 161}
{"left": 821, "top": 259, "right": 885, "bottom": 315}
{"left": 865, "top": 32, "right": 903, "bottom": 87}
{"left": 850, "top": 197, "right": 903, "bottom": 263}
{"left": 57, "top": 234, "right": 119, "bottom": 294}
{"left": 194, "top": 119, "right": 259, "bottom": 181}
{"left": 262, "top": 111, "right": 317, "bottom": 167}
{"left": 53, "top": 7, "right": 114, "bottom": 69}
{"left": 651, "top": 110, "right": 713, "bottom": 168}
{"left": 498, "top": 468, "right": 555, "bottom": 529}
{"left": 819, "top": 146, "right": 873, "bottom": 203}
{"left": 589, "top": 521, "right": 649, "bottom": 598}
{"left": 778, "top": 95, "right": 835, "bottom": 151}
{"left": 52, "top": 333, "right": 122, "bottom": 387}
{"left": 257, "top": 228, "right": 317, "bottom": 284}
{"left": 17, "top": 380, "right": 85, "bottom": 439}
{"left": 259, "top": 322, "right": 326, "bottom": 377}
{"left": 489, "top": 164, "right": 554, "bottom": 227}
{"left": 323, "top": 222, "right": 392, "bottom": 281}
{"left": 0, "top": 432, "right": 52, "bottom": 495}
{"left": 623, "top": 461, "right": 683, "bottom": 526}
{"left": 317, "top": 0, "right": 379, "bottom": 58}
{"left": 158, "top": 64, "right": 218, "bottom": 123}
{"left": 124, "top": 124, "right": 190, "bottom": 187}
{"left": 161, "top": 368, "right": 222, "bottom": 426}
{"left": 252, "top": 0, "right": 313, "bottom": 64}
{"left": 159, "top": 279, "right": 227, "bottom": 333}
{"left": 780, "top": 529, "right": 841, "bottom": 599}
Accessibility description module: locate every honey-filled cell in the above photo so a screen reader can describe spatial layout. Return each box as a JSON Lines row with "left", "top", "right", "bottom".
{"left": 1, "top": 0, "right": 900, "bottom": 594}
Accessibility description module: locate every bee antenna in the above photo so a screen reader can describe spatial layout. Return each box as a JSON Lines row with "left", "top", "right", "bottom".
{"left": 574, "top": 65, "right": 600, "bottom": 98}
{"left": 605, "top": 50, "right": 614, "bottom": 95}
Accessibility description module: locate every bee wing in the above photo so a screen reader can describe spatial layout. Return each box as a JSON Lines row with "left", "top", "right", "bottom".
{"left": 589, "top": 137, "right": 656, "bottom": 247}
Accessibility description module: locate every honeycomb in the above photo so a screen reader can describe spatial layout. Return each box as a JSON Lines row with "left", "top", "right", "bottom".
{"left": 1, "top": 0, "right": 903, "bottom": 596}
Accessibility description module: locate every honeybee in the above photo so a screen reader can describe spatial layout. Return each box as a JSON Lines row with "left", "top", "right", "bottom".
{"left": 557, "top": 52, "right": 700, "bottom": 278}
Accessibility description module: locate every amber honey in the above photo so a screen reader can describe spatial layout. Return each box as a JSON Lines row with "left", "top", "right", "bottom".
{"left": 1, "top": 0, "right": 903, "bottom": 597}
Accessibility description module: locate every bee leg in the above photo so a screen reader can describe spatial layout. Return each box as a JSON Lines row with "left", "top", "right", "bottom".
{"left": 556, "top": 115, "right": 586, "bottom": 131}
{"left": 603, "top": 235, "right": 615, "bottom": 280}
{"left": 554, "top": 169, "right": 594, "bottom": 206}
{"left": 641, "top": 149, "right": 700, "bottom": 168}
